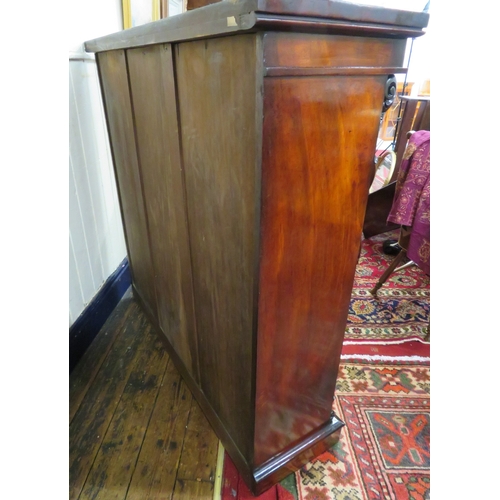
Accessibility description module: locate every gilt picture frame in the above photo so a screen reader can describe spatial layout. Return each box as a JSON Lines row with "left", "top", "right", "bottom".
{"left": 122, "top": 0, "right": 161, "bottom": 29}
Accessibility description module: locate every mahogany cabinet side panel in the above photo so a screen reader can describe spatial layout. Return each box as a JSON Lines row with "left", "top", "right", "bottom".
{"left": 175, "top": 34, "right": 262, "bottom": 463}
{"left": 254, "top": 74, "right": 384, "bottom": 466}
{"left": 126, "top": 44, "right": 200, "bottom": 383}
{"left": 97, "top": 50, "right": 158, "bottom": 319}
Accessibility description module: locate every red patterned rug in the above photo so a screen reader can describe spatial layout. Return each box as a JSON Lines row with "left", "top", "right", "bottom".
{"left": 343, "top": 230, "right": 430, "bottom": 360}
{"left": 222, "top": 358, "right": 430, "bottom": 500}
{"left": 221, "top": 231, "right": 430, "bottom": 499}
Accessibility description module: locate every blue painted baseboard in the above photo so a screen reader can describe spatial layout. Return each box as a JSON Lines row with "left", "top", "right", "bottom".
{"left": 69, "top": 258, "right": 131, "bottom": 373}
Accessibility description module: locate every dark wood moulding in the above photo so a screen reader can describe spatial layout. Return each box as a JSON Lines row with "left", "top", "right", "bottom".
{"left": 85, "top": 0, "right": 428, "bottom": 52}
{"left": 86, "top": 0, "right": 428, "bottom": 494}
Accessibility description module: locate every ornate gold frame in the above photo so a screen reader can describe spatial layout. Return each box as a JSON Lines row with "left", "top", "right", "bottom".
{"left": 122, "top": 0, "right": 162, "bottom": 30}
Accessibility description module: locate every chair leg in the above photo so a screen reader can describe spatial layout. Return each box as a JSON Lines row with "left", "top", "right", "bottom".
{"left": 370, "top": 249, "right": 407, "bottom": 296}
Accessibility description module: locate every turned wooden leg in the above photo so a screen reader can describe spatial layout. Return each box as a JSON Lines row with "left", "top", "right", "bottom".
{"left": 370, "top": 249, "right": 407, "bottom": 296}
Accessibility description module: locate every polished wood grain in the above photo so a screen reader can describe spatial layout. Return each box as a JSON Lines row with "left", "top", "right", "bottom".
{"left": 254, "top": 74, "right": 384, "bottom": 466}
{"left": 186, "top": 0, "right": 220, "bottom": 10}
{"left": 254, "top": 416, "right": 343, "bottom": 493}
{"left": 175, "top": 33, "right": 263, "bottom": 466}
{"left": 363, "top": 181, "right": 399, "bottom": 238}
{"left": 90, "top": 2, "right": 427, "bottom": 493}
{"left": 97, "top": 51, "right": 158, "bottom": 319}
{"left": 264, "top": 66, "right": 408, "bottom": 77}
{"left": 255, "top": 0, "right": 429, "bottom": 27}
{"left": 84, "top": 0, "right": 428, "bottom": 53}
{"left": 244, "top": 13, "right": 426, "bottom": 40}
{"left": 126, "top": 44, "right": 199, "bottom": 383}
{"left": 263, "top": 31, "right": 406, "bottom": 72}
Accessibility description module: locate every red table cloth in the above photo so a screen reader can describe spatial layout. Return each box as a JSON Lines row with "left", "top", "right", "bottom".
{"left": 387, "top": 130, "right": 430, "bottom": 275}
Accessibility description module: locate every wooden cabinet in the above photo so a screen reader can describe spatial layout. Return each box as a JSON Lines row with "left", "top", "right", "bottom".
{"left": 85, "top": 1, "right": 428, "bottom": 494}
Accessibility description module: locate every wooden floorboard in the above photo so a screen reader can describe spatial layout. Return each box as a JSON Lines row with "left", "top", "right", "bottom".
{"left": 69, "top": 289, "right": 135, "bottom": 424}
{"left": 69, "top": 291, "right": 220, "bottom": 500}
{"left": 172, "top": 479, "right": 214, "bottom": 499}
{"left": 175, "top": 399, "right": 219, "bottom": 483}
{"left": 126, "top": 363, "right": 192, "bottom": 500}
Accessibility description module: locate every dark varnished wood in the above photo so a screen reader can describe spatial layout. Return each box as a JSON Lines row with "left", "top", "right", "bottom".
{"left": 243, "top": 12, "right": 426, "bottom": 39}
{"left": 175, "top": 34, "right": 262, "bottom": 466}
{"left": 89, "top": 2, "right": 427, "bottom": 494}
{"left": 187, "top": 0, "right": 220, "bottom": 11}
{"left": 264, "top": 66, "right": 407, "bottom": 77}
{"left": 84, "top": 0, "right": 428, "bottom": 53}
{"left": 255, "top": 0, "right": 428, "bottom": 27}
{"left": 263, "top": 31, "right": 406, "bottom": 72}
{"left": 254, "top": 74, "right": 383, "bottom": 466}
{"left": 363, "top": 181, "right": 399, "bottom": 238}
{"left": 253, "top": 415, "right": 343, "bottom": 493}
{"left": 126, "top": 44, "right": 199, "bottom": 383}
{"left": 97, "top": 51, "right": 158, "bottom": 319}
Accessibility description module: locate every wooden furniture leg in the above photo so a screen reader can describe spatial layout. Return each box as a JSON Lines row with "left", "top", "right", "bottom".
{"left": 424, "top": 315, "right": 430, "bottom": 342}
{"left": 370, "top": 248, "right": 407, "bottom": 296}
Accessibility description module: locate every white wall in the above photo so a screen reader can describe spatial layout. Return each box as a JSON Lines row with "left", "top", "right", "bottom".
{"left": 69, "top": 0, "right": 124, "bottom": 55}
{"left": 169, "top": 0, "right": 184, "bottom": 16}
{"left": 69, "top": 0, "right": 187, "bottom": 327}
{"left": 353, "top": 0, "right": 431, "bottom": 87}
{"left": 406, "top": 11, "right": 432, "bottom": 90}
{"left": 69, "top": 0, "right": 127, "bottom": 326}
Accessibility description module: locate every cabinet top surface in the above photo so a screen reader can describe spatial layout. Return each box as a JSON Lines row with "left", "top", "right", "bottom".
{"left": 85, "top": 0, "right": 429, "bottom": 53}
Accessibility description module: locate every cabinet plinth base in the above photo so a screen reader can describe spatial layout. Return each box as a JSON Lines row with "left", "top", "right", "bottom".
{"left": 133, "top": 285, "right": 344, "bottom": 495}
{"left": 252, "top": 416, "right": 344, "bottom": 495}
